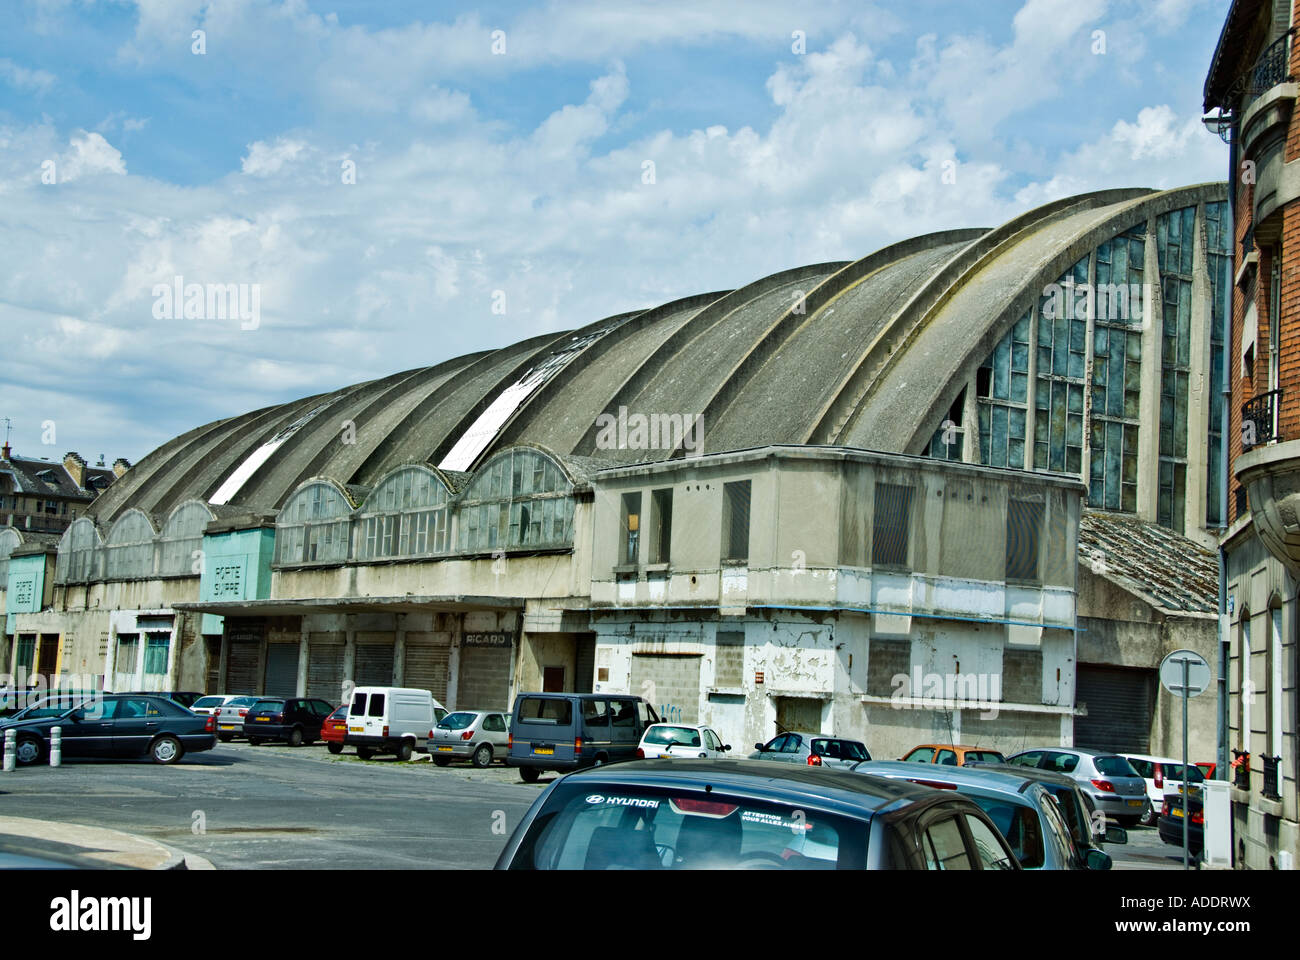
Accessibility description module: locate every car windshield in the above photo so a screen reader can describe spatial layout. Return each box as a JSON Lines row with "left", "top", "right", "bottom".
{"left": 1094, "top": 756, "right": 1140, "bottom": 778}
{"left": 1040, "top": 784, "right": 1088, "bottom": 846}
{"left": 512, "top": 782, "right": 867, "bottom": 870}
{"left": 10, "top": 697, "right": 88, "bottom": 719}
{"left": 645, "top": 726, "right": 702, "bottom": 747}
{"left": 440, "top": 712, "right": 477, "bottom": 730}
{"left": 193, "top": 697, "right": 226, "bottom": 709}
{"left": 969, "top": 798, "right": 1045, "bottom": 869}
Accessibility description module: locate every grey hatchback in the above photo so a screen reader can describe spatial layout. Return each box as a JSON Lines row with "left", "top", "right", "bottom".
{"left": 749, "top": 731, "right": 872, "bottom": 768}
{"left": 429, "top": 709, "right": 510, "bottom": 767}
{"left": 1004, "top": 747, "right": 1151, "bottom": 826}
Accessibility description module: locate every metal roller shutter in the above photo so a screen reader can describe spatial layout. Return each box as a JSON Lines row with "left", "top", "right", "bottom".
{"left": 629, "top": 653, "right": 701, "bottom": 724}
{"left": 226, "top": 642, "right": 260, "bottom": 694}
{"left": 403, "top": 636, "right": 450, "bottom": 702}
{"left": 306, "top": 636, "right": 345, "bottom": 701}
{"left": 265, "top": 643, "right": 299, "bottom": 698}
{"left": 355, "top": 642, "right": 394, "bottom": 687}
{"left": 574, "top": 635, "right": 596, "bottom": 694}
{"left": 457, "top": 645, "right": 512, "bottom": 710}
{"left": 1074, "top": 665, "right": 1155, "bottom": 754}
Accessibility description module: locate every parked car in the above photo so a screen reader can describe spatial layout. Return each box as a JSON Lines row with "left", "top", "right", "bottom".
{"left": 188, "top": 694, "right": 243, "bottom": 717}
{"left": 854, "top": 760, "right": 1107, "bottom": 869}
{"left": 243, "top": 697, "right": 334, "bottom": 746}
{"left": 346, "top": 686, "right": 447, "bottom": 761}
{"left": 1004, "top": 747, "right": 1151, "bottom": 827}
{"left": 1157, "top": 792, "right": 1204, "bottom": 857}
{"left": 962, "top": 761, "right": 1128, "bottom": 855}
{"left": 637, "top": 723, "right": 731, "bottom": 759}
{"left": 0, "top": 693, "right": 216, "bottom": 765}
{"left": 506, "top": 693, "right": 661, "bottom": 783}
{"left": 322, "top": 704, "right": 349, "bottom": 754}
{"left": 215, "top": 695, "right": 263, "bottom": 741}
{"left": 749, "top": 731, "right": 871, "bottom": 768}
{"left": 900, "top": 743, "right": 1005, "bottom": 766}
{"left": 1195, "top": 761, "right": 1217, "bottom": 779}
{"left": 494, "top": 758, "right": 1021, "bottom": 870}
{"left": 428, "top": 709, "right": 510, "bottom": 767}
{"left": 120, "top": 690, "right": 203, "bottom": 709}
{"left": 1121, "top": 754, "right": 1206, "bottom": 825}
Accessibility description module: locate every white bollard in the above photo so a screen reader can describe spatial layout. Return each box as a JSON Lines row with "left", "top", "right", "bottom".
{"left": 50, "top": 726, "right": 61, "bottom": 767}
{"left": 2, "top": 729, "right": 14, "bottom": 772}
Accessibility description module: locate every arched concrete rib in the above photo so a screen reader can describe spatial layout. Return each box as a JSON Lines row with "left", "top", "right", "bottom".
{"left": 872, "top": 182, "right": 1229, "bottom": 455}
{"left": 96, "top": 393, "right": 332, "bottom": 525}
{"left": 492, "top": 290, "right": 735, "bottom": 457}
{"left": 810, "top": 188, "right": 1157, "bottom": 448}
{"left": 572, "top": 262, "right": 847, "bottom": 458}
{"left": 355, "top": 331, "right": 574, "bottom": 486}
{"left": 426, "top": 308, "right": 657, "bottom": 470}
{"left": 666, "top": 230, "right": 987, "bottom": 459}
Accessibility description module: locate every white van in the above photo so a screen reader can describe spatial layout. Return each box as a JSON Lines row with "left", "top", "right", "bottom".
{"left": 345, "top": 687, "right": 447, "bottom": 761}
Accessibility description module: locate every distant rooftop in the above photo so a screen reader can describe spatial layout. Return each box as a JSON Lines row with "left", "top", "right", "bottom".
{"left": 1079, "top": 511, "right": 1218, "bottom": 616}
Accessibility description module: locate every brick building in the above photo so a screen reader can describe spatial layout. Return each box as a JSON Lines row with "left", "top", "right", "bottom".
{"left": 1204, "top": 0, "right": 1300, "bottom": 869}
{"left": 0, "top": 446, "right": 125, "bottom": 536}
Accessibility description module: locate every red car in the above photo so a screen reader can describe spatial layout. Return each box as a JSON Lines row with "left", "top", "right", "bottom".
{"left": 322, "top": 704, "right": 349, "bottom": 754}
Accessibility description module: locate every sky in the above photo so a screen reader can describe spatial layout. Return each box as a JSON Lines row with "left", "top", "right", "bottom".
{"left": 0, "top": 0, "right": 1231, "bottom": 467}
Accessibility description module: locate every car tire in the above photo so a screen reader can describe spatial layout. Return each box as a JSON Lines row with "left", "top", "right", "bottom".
{"left": 472, "top": 744, "right": 492, "bottom": 768}
{"left": 395, "top": 739, "right": 414, "bottom": 762}
{"left": 592, "top": 754, "right": 607, "bottom": 767}
{"left": 248, "top": 738, "right": 264, "bottom": 746}
{"left": 150, "top": 736, "right": 183, "bottom": 765}
{"left": 434, "top": 757, "right": 451, "bottom": 766}
{"left": 217, "top": 734, "right": 233, "bottom": 743}
{"left": 327, "top": 742, "right": 343, "bottom": 754}
{"left": 288, "top": 727, "right": 304, "bottom": 748}
{"left": 357, "top": 747, "right": 374, "bottom": 760}
{"left": 15, "top": 735, "right": 44, "bottom": 766}
{"left": 1139, "top": 808, "right": 1158, "bottom": 827}
{"left": 520, "top": 766, "right": 540, "bottom": 783}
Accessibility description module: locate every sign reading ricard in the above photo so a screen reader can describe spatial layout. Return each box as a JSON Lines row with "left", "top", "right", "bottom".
{"left": 463, "top": 632, "right": 511, "bottom": 647}
{"left": 50, "top": 890, "right": 151, "bottom": 940}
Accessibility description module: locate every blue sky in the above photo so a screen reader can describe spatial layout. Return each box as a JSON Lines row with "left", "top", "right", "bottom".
{"left": 1, "top": 0, "right": 1230, "bottom": 466}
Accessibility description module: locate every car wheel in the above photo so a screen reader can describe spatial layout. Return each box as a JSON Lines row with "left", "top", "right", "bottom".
{"left": 248, "top": 738, "right": 264, "bottom": 746}
{"left": 217, "top": 734, "right": 233, "bottom": 743}
{"left": 520, "top": 766, "right": 540, "bottom": 783}
{"left": 395, "top": 739, "right": 413, "bottom": 762}
{"left": 1139, "top": 808, "right": 1158, "bottom": 827}
{"left": 288, "top": 727, "right": 304, "bottom": 748}
{"left": 15, "top": 736, "right": 44, "bottom": 766}
{"left": 592, "top": 754, "right": 606, "bottom": 767}
{"left": 357, "top": 747, "right": 374, "bottom": 760}
{"left": 326, "top": 742, "right": 343, "bottom": 755}
{"left": 151, "top": 736, "right": 183, "bottom": 765}
{"left": 433, "top": 757, "right": 451, "bottom": 766}
{"left": 472, "top": 744, "right": 493, "bottom": 768}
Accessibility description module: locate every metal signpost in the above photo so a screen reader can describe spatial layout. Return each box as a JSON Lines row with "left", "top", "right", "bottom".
{"left": 1159, "top": 648, "right": 1211, "bottom": 869}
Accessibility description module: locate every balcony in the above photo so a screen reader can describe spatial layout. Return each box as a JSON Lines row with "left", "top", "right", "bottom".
{"left": 1249, "top": 29, "right": 1294, "bottom": 98}
{"left": 1242, "top": 389, "right": 1281, "bottom": 449}
{"left": 1233, "top": 750, "right": 1251, "bottom": 791}
{"left": 1262, "top": 754, "right": 1281, "bottom": 800}
{"left": 1238, "top": 30, "right": 1299, "bottom": 244}
{"left": 1235, "top": 432, "right": 1300, "bottom": 577}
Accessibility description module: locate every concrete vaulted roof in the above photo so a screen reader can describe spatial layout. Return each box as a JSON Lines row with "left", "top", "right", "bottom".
{"left": 89, "top": 184, "right": 1226, "bottom": 526}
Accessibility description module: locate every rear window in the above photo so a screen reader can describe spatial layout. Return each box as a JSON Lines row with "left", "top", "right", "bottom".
{"left": 193, "top": 697, "right": 226, "bottom": 709}
{"left": 228, "top": 696, "right": 259, "bottom": 707}
{"left": 331, "top": 705, "right": 349, "bottom": 719}
{"left": 368, "top": 694, "right": 386, "bottom": 718}
{"left": 1094, "top": 755, "right": 1140, "bottom": 778}
{"left": 812, "top": 739, "right": 870, "bottom": 761}
{"left": 644, "top": 726, "right": 701, "bottom": 747}
{"left": 964, "top": 751, "right": 1004, "bottom": 764}
{"left": 1162, "top": 763, "right": 1204, "bottom": 783}
{"left": 518, "top": 698, "right": 573, "bottom": 725}
{"left": 252, "top": 699, "right": 284, "bottom": 712}
{"left": 969, "top": 798, "right": 1045, "bottom": 869}
{"left": 509, "top": 783, "right": 867, "bottom": 870}
{"left": 351, "top": 693, "right": 367, "bottom": 716}
{"left": 440, "top": 712, "right": 477, "bottom": 730}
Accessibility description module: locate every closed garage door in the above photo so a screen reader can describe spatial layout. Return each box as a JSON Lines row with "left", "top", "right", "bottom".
{"left": 574, "top": 635, "right": 595, "bottom": 694}
{"left": 307, "top": 634, "right": 345, "bottom": 701}
{"left": 1074, "top": 664, "right": 1155, "bottom": 754}
{"left": 630, "top": 654, "right": 701, "bottom": 725}
{"left": 265, "top": 643, "right": 299, "bottom": 697}
{"left": 355, "top": 641, "right": 394, "bottom": 687}
{"left": 226, "top": 642, "right": 260, "bottom": 694}
{"left": 458, "top": 644, "right": 512, "bottom": 710}
{"left": 403, "top": 633, "right": 450, "bottom": 702}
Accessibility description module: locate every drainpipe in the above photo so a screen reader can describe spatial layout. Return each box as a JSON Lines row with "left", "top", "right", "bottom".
{"left": 1218, "top": 122, "right": 1236, "bottom": 781}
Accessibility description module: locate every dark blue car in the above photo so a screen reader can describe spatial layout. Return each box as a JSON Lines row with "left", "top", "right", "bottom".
{"left": 0, "top": 693, "right": 216, "bottom": 765}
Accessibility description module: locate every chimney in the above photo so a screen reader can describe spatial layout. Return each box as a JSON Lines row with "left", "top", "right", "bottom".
{"left": 1, "top": 442, "right": 9, "bottom": 460}
{"left": 64, "top": 451, "right": 87, "bottom": 489}
{"left": 112, "top": 458, "right": 131, "bottom": 478}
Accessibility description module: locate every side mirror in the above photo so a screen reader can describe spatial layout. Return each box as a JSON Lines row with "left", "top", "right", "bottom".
{"left": 754, "top": 742, "right": 765, "bottom": 752}
{"left": 1085, "top": 849, "right": 1113, "bottom": 871}
{"left": 1103, "top": 825, "right": 1128, "bottom": 845}
{"left": 723, "top": 744, "right": 731, "bottom": 752}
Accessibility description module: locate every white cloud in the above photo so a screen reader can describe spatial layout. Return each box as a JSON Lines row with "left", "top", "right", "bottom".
{"left": 0, "top": 58, "right": 56, "bottom": 93}
{"left": 57, "top": 131, "right": 127, "bottom": 180}
{"left": 241, "top": 137, "right": 308, "bottom": 177}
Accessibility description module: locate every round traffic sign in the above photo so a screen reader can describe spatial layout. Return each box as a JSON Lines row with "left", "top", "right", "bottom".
{"left": 1159, "top": 648, "right": 1211, "bottom": 698}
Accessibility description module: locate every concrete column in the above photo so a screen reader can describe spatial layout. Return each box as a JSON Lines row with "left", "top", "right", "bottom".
{"left": 167, "top": 616, "right": 183, "bottom": 690}
{"left": 1081, "top": 250, "right": 1098, "bottom": 491}
{"left": 392, "top": 614, "right": 406, "bottom": 686}
{"left": 446, "top": 612, "right": 461, "bottom": 711}
{"left": 1137, "top": 220, "right": 1164, "bottom": 522}
{"left": 134, "top": 627, "right": 146, "bottom": 689}
{"left": 256, "top": 626, "right": 268, "bottom": 695}
{"left": 1025, "top": 302, "right": 1039, "bottom": 470}
{"left": 296, "top": 617, "right": 310, "bottom": 697}
{"left": 217, "top": 627, "right": 229, "bottom": 693}
{"left": 1185, "top": 202, "right": 1213, "bottom": 543}
{"left": 104, "top": 627, "right": 118, "bottom": 689}
{"left": 342, "top": 621, "right": 356, "bottom": 693}
{"left": 961, "top": 375, "right": 979, "bottom": 463}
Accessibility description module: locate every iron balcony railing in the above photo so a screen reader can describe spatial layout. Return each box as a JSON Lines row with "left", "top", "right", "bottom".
{"left": 1262, "top": 755, "right": 1281, "bottom": 800}
{"left": 1233, "top": 750, "right": 1251, "bottom": 790}
{"left": 1241, "top": 389, "right": 1282, "bottom": 449}
{"left": 1250, "top": 29, "right": 1295, "bottom": 96}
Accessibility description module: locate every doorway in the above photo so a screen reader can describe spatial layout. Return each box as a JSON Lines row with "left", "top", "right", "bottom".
{"left": 542, "top": 666, "right": 566, "bottom": 692}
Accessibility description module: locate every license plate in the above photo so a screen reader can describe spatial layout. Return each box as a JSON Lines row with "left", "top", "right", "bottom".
{"left": 533, "top": 747, "right": 554, "bottom": 755}
{"left": 1171, "top": 807, "right": 1184, "bottom": 818}
{"left": 255, "top": 717, "right": 270, "bottom": 722}
{"left": 1127, "top": 799, "right": 1143, "bottom": 807}
{"left": 438, "top": 746, "right": 453, "bottom": 752}
{"left": 219, "top": 724, "right": 235, "bottom": 730}
{"left": 349, "top": 726, "right": 364, "bottom": 733}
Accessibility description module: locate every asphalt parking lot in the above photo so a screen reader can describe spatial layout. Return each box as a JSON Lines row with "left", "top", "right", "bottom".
{"left": 0, "top": 740, "right": 543, "bottom": 869}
